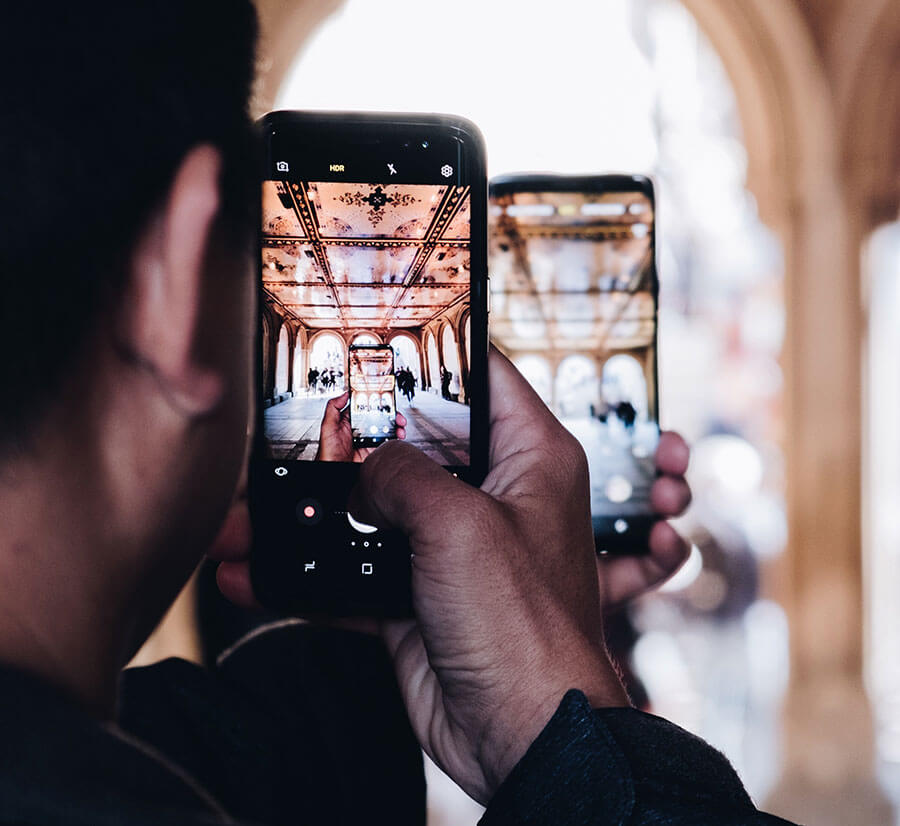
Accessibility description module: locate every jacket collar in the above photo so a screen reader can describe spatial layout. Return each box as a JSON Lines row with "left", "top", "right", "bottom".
{"left": 0, "top": 662, "right": 230, "bottom": 825}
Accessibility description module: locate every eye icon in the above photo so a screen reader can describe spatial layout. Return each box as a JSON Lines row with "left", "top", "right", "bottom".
{"left": 274, "top": 466, "right": 288, "bottom": 477}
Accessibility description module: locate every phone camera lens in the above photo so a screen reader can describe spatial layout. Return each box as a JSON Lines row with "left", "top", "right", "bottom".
{"left": 421, "top": 140, "right": 429, "bottom": 149}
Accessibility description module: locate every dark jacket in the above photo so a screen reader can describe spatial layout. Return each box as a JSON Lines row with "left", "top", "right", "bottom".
{"left": 0, "top": 622, "right": 797, "bottom": 825}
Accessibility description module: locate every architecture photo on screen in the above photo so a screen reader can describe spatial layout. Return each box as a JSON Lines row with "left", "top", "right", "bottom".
{"left": 260, "top": 179, "right": 472, "bottom": 465}
{"left": 489, "top": 188, "right": 658, "bottom": 518}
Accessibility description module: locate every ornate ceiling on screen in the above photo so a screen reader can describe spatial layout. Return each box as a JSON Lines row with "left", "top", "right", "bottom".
{"left": 489, "top": 190, "right": 656, "bottom": 353}
{"left": 261, "top": 181, "right": 470, "bottom": 331}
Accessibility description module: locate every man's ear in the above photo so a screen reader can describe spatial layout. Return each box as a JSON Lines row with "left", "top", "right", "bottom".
{"left": 125, "top": 145, "right": 225, "bottom": 416}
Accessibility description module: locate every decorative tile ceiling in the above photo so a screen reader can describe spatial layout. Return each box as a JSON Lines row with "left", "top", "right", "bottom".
{"left": 489, "top": 190, "right": 656, "bottom": 353}
{"left": 262, "top": 181, "right": 470, "bottom": 331}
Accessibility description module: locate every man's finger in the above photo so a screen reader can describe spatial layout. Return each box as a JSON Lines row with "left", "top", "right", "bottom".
{"left": 655, "top": 431, "right": 690, "bottom": 477}
{"left": 216, "top": 561, "right": 259, "bottom": 608}
{"left": 650, "top": 476, "right": 691, "bottom": 517}
{"left": 598, "top": 521, "right": 689, "bottom": 608}
{"left": 325, "top": 391, "right": 349, "bottom": 416}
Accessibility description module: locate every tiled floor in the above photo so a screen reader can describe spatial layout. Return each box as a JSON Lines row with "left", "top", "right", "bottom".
{"left": 265, "top": 388, "right": 470, "bottom": 465}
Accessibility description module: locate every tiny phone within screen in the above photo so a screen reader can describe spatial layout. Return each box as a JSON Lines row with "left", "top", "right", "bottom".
{"left": 349, "top": 345, "right": 397, "bottom": 446}
{"left": 489, "top": 177, "right": 659, "bottom": 547}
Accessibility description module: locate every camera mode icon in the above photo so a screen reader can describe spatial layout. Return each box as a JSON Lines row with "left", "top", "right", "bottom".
{"left": 276, "top": 160, "right": 289, "bottom": 172}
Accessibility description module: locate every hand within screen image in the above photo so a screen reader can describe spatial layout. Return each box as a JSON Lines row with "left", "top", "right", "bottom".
{"left": 261, "top": 180, "right": 472, "bottom": 465}
{"left": 489, "top": 187, "right": 659, "bottom": 524}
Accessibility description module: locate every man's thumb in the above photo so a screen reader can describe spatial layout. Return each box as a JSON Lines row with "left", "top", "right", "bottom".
{"left": 351, "top": 441, "right": 478, "bottom": 545}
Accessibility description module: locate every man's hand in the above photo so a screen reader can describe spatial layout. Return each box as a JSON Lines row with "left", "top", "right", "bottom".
{"left": 210, "top": 350, "right": 690, "bottom": 803}
{"left": 343, "top": 350, "right": 689, "bottom": 802}
{"left": 315, "top": 390, "right": 407, "bottom": 463}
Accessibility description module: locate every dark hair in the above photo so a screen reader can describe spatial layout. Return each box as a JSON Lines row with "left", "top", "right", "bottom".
{"left": 0, "top": 1, "right": 258, "bottom": 449}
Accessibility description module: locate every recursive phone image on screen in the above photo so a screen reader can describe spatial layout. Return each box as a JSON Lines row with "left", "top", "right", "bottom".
{"left": 261, "top": 180, "right": 472, "bottom": 465}
{"left": 349, "top": 345, "right": 397, "bottom": 446}
{"left": 489, "top": 188, "right": 659, "bottom": 521}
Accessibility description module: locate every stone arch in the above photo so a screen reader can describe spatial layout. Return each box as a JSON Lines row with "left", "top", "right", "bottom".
{"left": 307, "top": 330, "right": 347, "bottom": 383}
{"left": 440, "top": 322, "right": 461, "bottom": 400}
{"left": 554, "top": 354, "right": 599, "bottom": 419}
{"left": 677, "top": 1, "right": 881, "bottom": 818}
{"left": 350, "top": 331, "right": 383, "bottom": 346}
{"left": 387, "top": 331, "right": 423, "bottom": 387}
{"left": 600, "top": 353, "right": 648, "bottom": 420}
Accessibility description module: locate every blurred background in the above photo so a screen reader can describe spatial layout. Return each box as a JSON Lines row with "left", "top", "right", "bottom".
{"left": 134, "top": 0, "right": 900, "bottom": 822}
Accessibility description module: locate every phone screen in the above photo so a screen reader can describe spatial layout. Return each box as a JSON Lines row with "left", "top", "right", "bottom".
{"left": 489, "top": 176, "right": 659, "bottom": 551}
{"left": 261, "top": 173, "right": 473, "bottom": 467}
{"left": 349, "top": 345, "right": 397, "bottom": 446}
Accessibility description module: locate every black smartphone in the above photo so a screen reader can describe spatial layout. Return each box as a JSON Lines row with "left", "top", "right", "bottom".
{"left": 489, "top": 174, "right": 659, "bottom": 555}
{"left": 251, "top": 111, "right": 489, "bottom": 616}
{"left": 349, "top": 344, "right": 397, "bottom": 447}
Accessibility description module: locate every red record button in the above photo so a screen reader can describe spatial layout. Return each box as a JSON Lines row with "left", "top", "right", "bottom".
{"left": 296, "top": 498, "right": 324, "bottom": 526}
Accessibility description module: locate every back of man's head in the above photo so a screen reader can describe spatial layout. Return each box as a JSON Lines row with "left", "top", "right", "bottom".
{"left": 0, "top": 2, "right": 258, "bottom": 452}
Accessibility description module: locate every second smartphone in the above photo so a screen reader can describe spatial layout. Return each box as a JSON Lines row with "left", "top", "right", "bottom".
{"left": 489, "top": 174, "right": 660, "bottom": 555}
{"left": 250, "top": 111, "right": 489, "bottom": 616}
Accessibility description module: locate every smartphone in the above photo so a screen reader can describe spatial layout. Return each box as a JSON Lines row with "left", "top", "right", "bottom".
{"left": 250, "top": 111, "right": 489, "bottom": 615}
{"left": 349, "top": 344, "right": 397, "bottom": 447}
{"left": 489, "top": 174, "right": 659, "bottom": 555}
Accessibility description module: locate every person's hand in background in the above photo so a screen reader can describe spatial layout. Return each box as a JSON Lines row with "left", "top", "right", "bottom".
{"left": 210, "top": 350, "right": 691, "bottom": 803}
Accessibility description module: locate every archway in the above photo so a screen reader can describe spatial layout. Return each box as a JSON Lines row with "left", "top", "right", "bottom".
{"left": 390, "top": 333, "right": 421, "bottom": 386}
{"left": 308, "top": 332, "right": 346, "bottom": 392}
{"left": 441, "top": 325, "right": 460, "bottom": 400}
{"left": 351, "top": 332, "right": 380, "bottom": 346}
{"left": 274, "top": 325, "right": 290, "bottom": 397}
{"left": 554, "top": 355, "right": 598, "bottom": 420}
{"left": 601, "top": 354, "right": 648, "bottom": 420}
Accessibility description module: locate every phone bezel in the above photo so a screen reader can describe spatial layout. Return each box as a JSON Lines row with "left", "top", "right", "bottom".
{"left": 251, "top": 110, "right": 489, "bottom": 614}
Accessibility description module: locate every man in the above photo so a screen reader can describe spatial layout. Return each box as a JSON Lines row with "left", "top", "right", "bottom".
{"left": 0, "top": 2, "right": 794, "bottom": 824}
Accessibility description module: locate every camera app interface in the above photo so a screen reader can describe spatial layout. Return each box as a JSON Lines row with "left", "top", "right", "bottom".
{"left": 261, "top": 178, "right": 472, "bottom": 466}
{"left": 489, "top": 188, "right": 659, "bottom": 527}
{"left": 349, "top": 346, "right": 397, "bottom": 446}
